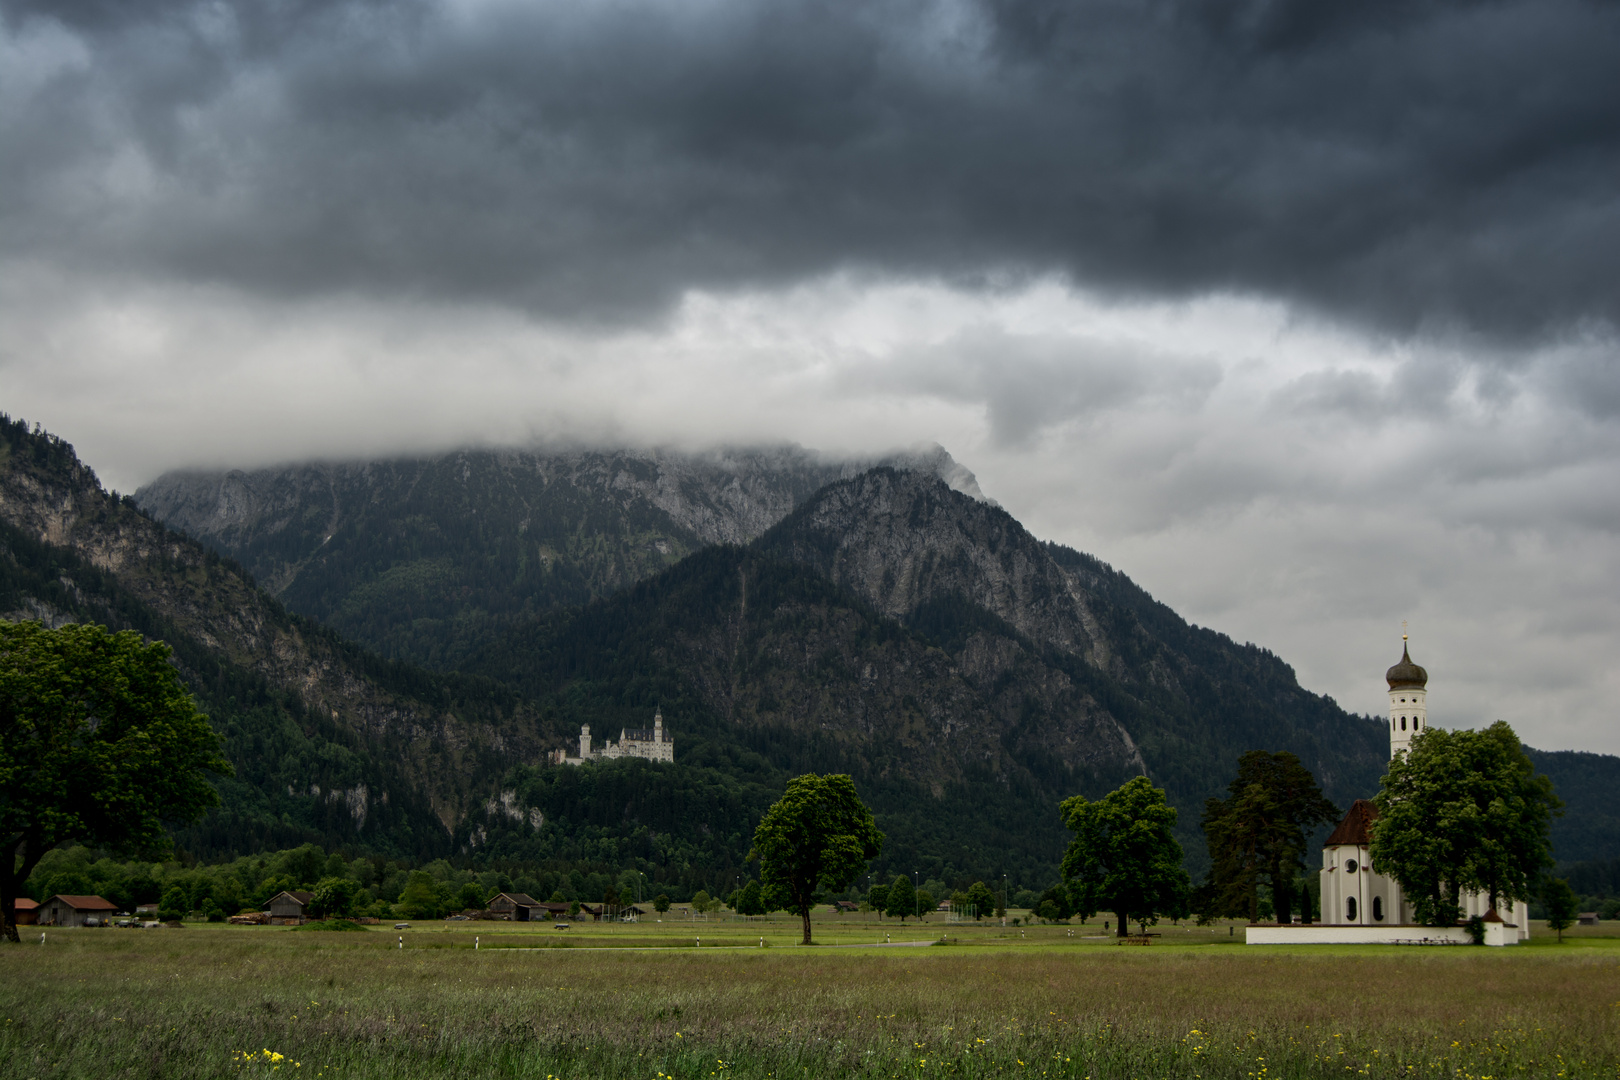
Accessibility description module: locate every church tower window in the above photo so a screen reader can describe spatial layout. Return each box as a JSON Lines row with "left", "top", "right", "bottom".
{"left": 1346, "top": 896, "right": 1358, "bottom": 921}
{"left": 1372, "top": 896, "right": 1384, "bottom": 921}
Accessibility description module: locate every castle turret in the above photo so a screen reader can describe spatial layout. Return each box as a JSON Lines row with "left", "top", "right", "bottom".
{"left": 580, "top": 724, "right": 592, "bottom": 760}
{"left": 1385, "top": 637, "right": 1428, "bottom": 759}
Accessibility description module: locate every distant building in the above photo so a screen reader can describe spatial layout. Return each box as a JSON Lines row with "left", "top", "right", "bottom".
{"left": 551, "top": 708, "right": 674, "bottom": 766}
{"left": 1251, "top": 640, "right": 1531, "bottom": 946}
{"left": 37, "top": 895, "right": 118, "bottom": 927}
{"left": 487, "top": 892, "right": 543, "bottom": 921}
{"left": 1578, "top": 912, "right": 1600, "bottom": 926}
{"left": 12, "top": 898, "right": 39, "bottom": 926}
{"left": 264, "top": 890, "right": 313, "bottom": 925}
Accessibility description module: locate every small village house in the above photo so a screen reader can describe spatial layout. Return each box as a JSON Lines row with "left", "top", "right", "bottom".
{"left": 264, "top": 890, "right": 314, "bottom": 925}
{"left": 37, "top": 895, "right": 118, "bottom": 927}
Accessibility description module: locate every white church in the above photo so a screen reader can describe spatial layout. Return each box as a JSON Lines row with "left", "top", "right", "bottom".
{"left": 1249, "top": 640, "right": 1530, "bottom": 946}
{"left": 549, "top": 707, "right": 675, "bottom": 766}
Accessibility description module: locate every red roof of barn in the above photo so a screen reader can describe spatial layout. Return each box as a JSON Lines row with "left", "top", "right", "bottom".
{"left": 48, "top": 895, "right": 118, "bottom": 911}
{"left": 1324, "top": 800, "right": 1378, "bottom": 847}
{"left": 15, "top": 898, "right": 38, "bottom": 911}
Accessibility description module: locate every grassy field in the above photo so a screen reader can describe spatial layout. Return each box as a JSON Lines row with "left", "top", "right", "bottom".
{"left": 3, "top": 915, "right": 1618, "bottom": 1080}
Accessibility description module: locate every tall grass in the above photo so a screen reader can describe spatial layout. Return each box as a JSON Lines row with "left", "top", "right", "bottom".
{"left": 3, "top": 927, "right": 1617, "bottom": 1079}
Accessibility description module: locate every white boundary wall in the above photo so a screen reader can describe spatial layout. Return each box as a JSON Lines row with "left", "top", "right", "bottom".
{"left": 1245, "top": 924, "right": 1515, "bottom": 946}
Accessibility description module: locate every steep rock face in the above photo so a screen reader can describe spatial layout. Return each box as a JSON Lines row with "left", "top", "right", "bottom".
{"left": 0, "top": 424, "right": 547, "bottom": 837}
{"left": 136, "top": 444, "right": 987, "bottom": 668}
{"left": 757, "top": 468, "right": 1395, "bottom": 848}
{"left": 759, "top": 468, "right": 1108, "bottom": 666}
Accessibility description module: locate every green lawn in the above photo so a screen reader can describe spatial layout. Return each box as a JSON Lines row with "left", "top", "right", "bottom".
{"left": 3, "top": 916, "right": 1617, "bottom": 1079}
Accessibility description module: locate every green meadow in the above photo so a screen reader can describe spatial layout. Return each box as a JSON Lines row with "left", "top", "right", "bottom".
{"left": 3, "top": 916, "right": 1617, "bottom": 1080}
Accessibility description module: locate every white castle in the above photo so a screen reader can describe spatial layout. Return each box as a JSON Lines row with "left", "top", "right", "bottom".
{"left": 1252, "top": 638, "right": 1531, "bottom": 945}
{"left": 550, "top": 708, "right": 674, "bottom": 766}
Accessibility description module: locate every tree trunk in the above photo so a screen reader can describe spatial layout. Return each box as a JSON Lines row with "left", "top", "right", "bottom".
{"left": 1115, "top": 912, "right": 1128, "bottom": 938}
{"left": 801, "top": 906, "right": 812, "bottom": 945}
{"left": 4, "top": 836, "right": 46, "bottom": 945}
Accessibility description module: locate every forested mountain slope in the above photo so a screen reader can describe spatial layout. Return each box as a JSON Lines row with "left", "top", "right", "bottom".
{"left": 135, "top": 445, "right": 985, "bottom": 670}
{"left": 464, "top": 471, "right": 1398, "bottom": 880}
{"left": 0, "top": 419, "right": 553, "bottom": 856}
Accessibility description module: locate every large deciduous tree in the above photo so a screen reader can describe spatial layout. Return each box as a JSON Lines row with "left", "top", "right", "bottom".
{"left": 1200, "top": 751, "right": 1340, "bottom": 924}
{"left": 884, "top": 875, "right": 916, "bottom": 922}
{"left": 1, "top": 621, "right": 230, "bottom": 943}
{"left": 750, "top": 773, "right": 883, "bottom": 944}
{"left": 1541, "top": 878, "right": 1578, "bottom": 943}
{"left": 1060, "top": 776, "right": 1191, "bottom": 938}
{"left": 965, "top": 880, "right": 997, "bottom": 921}
{"left": 1371, "top": 721, "right": 1560, "bottom": 926}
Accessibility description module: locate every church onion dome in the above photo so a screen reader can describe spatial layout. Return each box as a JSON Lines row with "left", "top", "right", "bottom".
{"left": 1385, "top": 643, "right": 1428, "bottom": 690}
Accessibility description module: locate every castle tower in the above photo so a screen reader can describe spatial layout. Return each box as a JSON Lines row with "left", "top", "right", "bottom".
{"left": 654, "top": 707, "right": 663, "bottom": 741}
{"left": 580, "top": 724, "right": 592, "bottom": 760}
{"left": 1385, "top": 636, "right": 1428, "bottom": 759}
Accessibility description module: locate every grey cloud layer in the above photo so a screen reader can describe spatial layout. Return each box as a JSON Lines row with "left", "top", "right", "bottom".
{"left": 4, "top": 0, "right": 1618, "bottom": 339}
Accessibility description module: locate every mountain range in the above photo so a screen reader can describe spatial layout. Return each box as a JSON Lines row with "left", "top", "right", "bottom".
{"left": 1, "top": 417, "right": 1614, "bottom": 895}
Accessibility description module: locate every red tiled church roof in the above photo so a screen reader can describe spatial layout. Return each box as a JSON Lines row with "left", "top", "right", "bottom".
{"left": 1324, "top": 800, "right": 1378, "bottom": 847}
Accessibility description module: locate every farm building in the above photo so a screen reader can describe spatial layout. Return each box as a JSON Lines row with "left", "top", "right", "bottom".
{"left": 37, "top": 895, "right": 118, "bottom": 927}
{"left": 264, "top": 891, "right": 314, "bottom": 925}
{"left": 487, "top": 893, "right": 544, "bottom": 920}
{"left": 12, "top": 898, "right": 39, "bottom": 925}
{"left": 1578, "top": 912, "right": 1600, "bottom": 925}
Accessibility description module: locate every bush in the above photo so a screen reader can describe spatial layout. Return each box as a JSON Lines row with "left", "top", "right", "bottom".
{"left": 293, "top": 919, "right": 367, "bottom": 932}
{"left": 157, "top": 886, "right": 188, "bottom": 923}
{"left": 309, "top": 878, "right": 361, "bottom": 920}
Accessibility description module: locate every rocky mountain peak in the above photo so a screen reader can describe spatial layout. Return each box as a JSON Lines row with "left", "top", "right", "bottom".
{"left": 760, "top": 467, "right": 1103, "bottom": 666}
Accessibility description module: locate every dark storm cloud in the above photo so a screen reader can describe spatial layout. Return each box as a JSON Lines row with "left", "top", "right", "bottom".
{"left": 3, "top": 0, "right": 1618, "bottom": 339}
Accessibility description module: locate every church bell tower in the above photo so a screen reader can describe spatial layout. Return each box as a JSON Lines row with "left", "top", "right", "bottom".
{"left": 1385, "top": 635, "right": 1428, "bottom": 759}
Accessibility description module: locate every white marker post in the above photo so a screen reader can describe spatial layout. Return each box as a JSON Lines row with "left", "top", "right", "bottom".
{"left": 398, "top": 936, "right": 403, "bottom": 950}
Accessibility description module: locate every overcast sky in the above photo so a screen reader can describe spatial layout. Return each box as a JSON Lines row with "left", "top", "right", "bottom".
{"left": 3, "top": 0, "right": 1617, "bottom": 754}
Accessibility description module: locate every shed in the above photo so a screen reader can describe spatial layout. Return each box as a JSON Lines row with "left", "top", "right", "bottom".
{"left": 576, "top": 903, "right": 605, "bottom": 921}
{"left": 264, "top": 890, "right": 314, "bottom": 925}
{"left": 12, "top": 898, "right": 39, "bottom": 926}
{"left": 1578, "top": 912, "right": 1600, "bottom": 926}
{"left": 488, "top": 892, "right": 542, "bottom": 921}
{"left": 37, "top": 895, "right": 118, "bottom": 927}
{"left": 833, "top": 900, "right": 860, "bottom": 913}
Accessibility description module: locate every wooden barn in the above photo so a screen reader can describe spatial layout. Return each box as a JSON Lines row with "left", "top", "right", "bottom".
{"left": 12, "top": 898, "right": 39, "bottom": 926}
{"left": 37, "top": 895, "right": 118, "bottom": 927}
{"left": 487, "top": 893, "right": 542, "bottom": 921}
{"left": 264, "top": 891, "right": 314, "bottom": 925}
